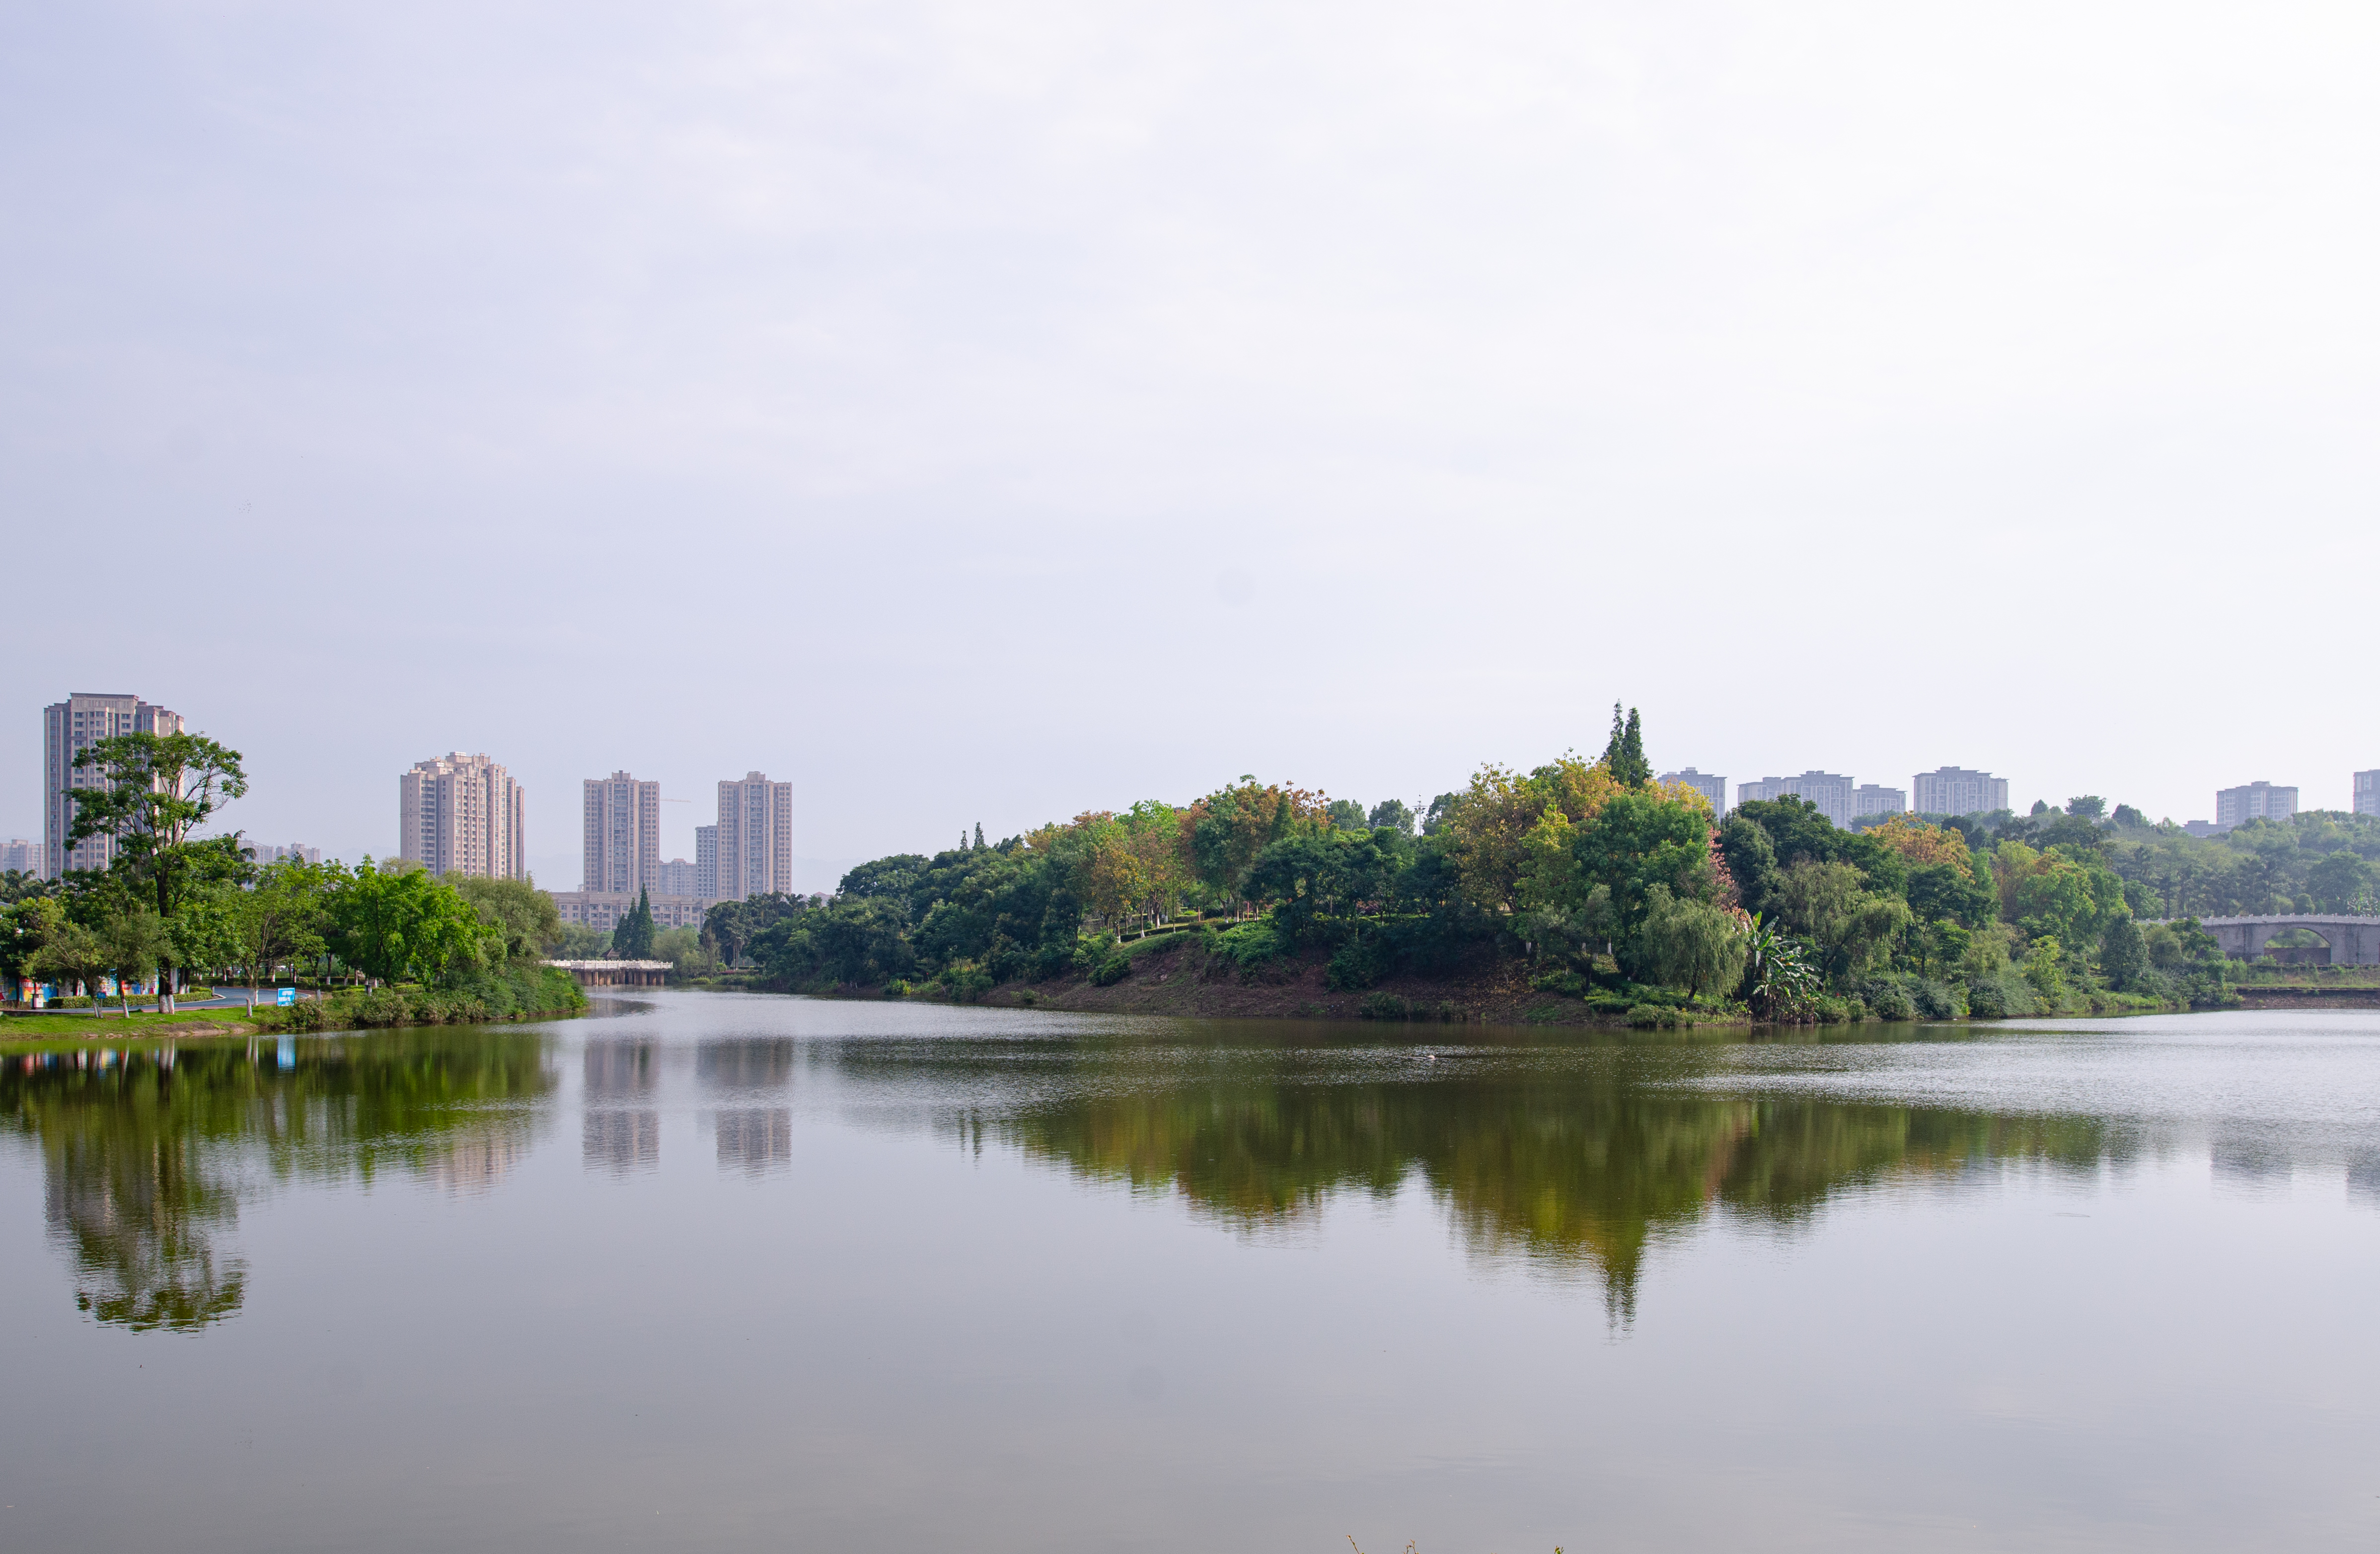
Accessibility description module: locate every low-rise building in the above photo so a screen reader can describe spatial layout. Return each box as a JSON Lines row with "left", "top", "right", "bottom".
{"left": 1912, "top": 767, "right": 2008, "bottom": 817}
{"left": 2215, "top": 781, "right": 2297, "bottom": 831}
{"left": 1659, "top": 769, "right": 1727, "bottom": 815}
{"left": 550, "top": 890, "right": 713, "bottom": 933}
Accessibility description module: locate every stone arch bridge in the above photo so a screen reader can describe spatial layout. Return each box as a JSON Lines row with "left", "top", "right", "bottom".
{"left": 2189, "top": 916, "right": 2380, "bottom": 967}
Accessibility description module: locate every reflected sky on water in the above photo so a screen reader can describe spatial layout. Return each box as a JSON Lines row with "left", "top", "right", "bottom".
{"left": 2, "top": 993, "right": 2377, "bottom": 1553}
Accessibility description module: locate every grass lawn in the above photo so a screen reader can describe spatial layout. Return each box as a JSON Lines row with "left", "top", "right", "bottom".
{"left": 0, "top": 1008, "right": 266, "bottom": 1046}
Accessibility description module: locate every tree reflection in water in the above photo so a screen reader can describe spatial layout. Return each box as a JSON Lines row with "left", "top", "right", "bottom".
{"left": 0, "top": 1032, "right": 554, "bottom": 1331}
{"left": 837, "top": 1036, "right": 2122, "bottom": 1318}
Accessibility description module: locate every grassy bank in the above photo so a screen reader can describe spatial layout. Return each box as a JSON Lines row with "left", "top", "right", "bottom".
{"left": 2, "top": 964, "right": 587, "bottom": 1044}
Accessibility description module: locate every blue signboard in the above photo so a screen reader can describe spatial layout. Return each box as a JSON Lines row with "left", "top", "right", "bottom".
{"left": 276, "top": 987, "right": 297, "bottom": 1007}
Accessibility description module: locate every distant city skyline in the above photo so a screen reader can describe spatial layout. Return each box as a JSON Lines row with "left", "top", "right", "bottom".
{"left": 20, "top": 700, "right": 2380, "bottom": 892}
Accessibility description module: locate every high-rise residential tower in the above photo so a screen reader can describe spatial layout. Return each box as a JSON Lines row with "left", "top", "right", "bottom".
{"left": 1852, "top": 784, "right": 1907, "bottom": 820}
{"left": 2355, "top": 770, "right": 2379, "bottom": 817}
{"left": 582, "top": 771, "right": 661, "bottom": 895}
{"left": 1737, "top": 772, "right": 1856, "bottom": 827}
{"left": 43, "top": 693, "right": 184, "bottom": 879}
{"left": 2215, "top": 781, "right": 2296, "bottom": 831}
{"left": 714, "top": 772, "right": 793, "bottom": 901}
{"left": 1913, "top": 767, "right": 2009, "bottom": 817}
{"left": 398, "top": 753, "right": 526, "bottom": 879}
{"left": 695, "top": 825, "right": 719, "bottom": 899}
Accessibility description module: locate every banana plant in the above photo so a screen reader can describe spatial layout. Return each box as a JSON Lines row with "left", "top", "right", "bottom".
{"left": 1743, "top": 912, "right": 1820, "bottom": 1022}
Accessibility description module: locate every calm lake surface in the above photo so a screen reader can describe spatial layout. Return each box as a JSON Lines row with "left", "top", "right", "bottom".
{"left": 4, "top": 992, "right": 2377, "bottom": 1553}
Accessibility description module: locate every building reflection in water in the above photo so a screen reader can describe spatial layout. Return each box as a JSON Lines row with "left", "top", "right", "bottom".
{"left": 426, "top": 1127, "right": 531, "bottom": 1195}
{"left": 716, "top": 1110, "right": 792, "bottom": 1175}
{"left": 696, "top": 1038, "right": 796, "bottom": 1095}
{"left": 584, "top": 1110, "right": 661, "bottom": 1175}
{"left": 582, "top": 1039, "right": 661, "bottom": 1176}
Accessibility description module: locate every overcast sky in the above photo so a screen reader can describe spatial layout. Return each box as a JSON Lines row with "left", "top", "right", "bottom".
{"left": 8, "top": 0, "right": 2378, "bottom": 890}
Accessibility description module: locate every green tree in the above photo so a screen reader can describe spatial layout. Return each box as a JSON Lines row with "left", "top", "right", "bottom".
{"left": 1367, "top": 799, "right": 1415, "bottom": 835}
{"left": 2308, "top": 851, "right": 2373, "bottom": 913}
{"left": 26, "top": 914, "right": 106, "bottom": 1007}
{"left": 2023, "top": 937, "right": 2068, "bottom": 1003}
{"left": 63, "top": 732, "right": 248, "bottom": 1011}
{"left": 612, "top": 888, "right": 657, "bottom": 959}
{"left": 1773, "top": 858, "right": 1911, "bottom": 986}
{"left": 1602, "top": 703, "right": 1651, "bottom": 788}
{"left": 227, "top": 860, "right": 330, "bottom": 1011}
{"left": 1, "top": 895, "right": 68, "bottom": 991}
{"left": 1633, "top": 886, "right": 1747, "bottom": 998}
{"left": 167, "top": 885, "right": 240, "bottom": 996}
{"left": 2099, "top": 916, "right": 2148, "bottom": 992}
{"left": 326, "top": 860, "right": 494, "bottom": 984}
{"left": 455, "top": 876, "right": 561, "bottom": 962}
{"left": 1572, "top": 791, "right": 1714, "bottom": 952}
{"left": 100, "top": 908, "right": 170, "bottom": 1017}
{"left": 1324, "top": 799, "right": 1367, "bottom": 831}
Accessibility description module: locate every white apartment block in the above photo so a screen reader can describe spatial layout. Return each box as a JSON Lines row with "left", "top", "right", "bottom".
{"left": 246, "top": 842, "right": 321, "bottom": 865}
{"left": 2, "top": 839, "right": 44, "bottom": 875}
{"left": 2215, "top": 781, "right": 2296, "bottom": 831}
{"left": 1852, "top": 784, "right": 1906, "bottom": 820}
{"left": 583, "top": 771, "right": 661, "bottom": 895}
{"left": 695, "top": 825, "right": 718, "bottom": 899}
{"left": 43, "top": 693, "right": 184, "bottom": 878}
{"left": 716, "top": 772, "right": 793, "bottom": 900}
{"left": 398, "top": 753, "right": 526, "bottom": 880}
{"left": 1738, "top": 772, "right": 1856, "bottom": 827}
{"left": 652, "top": 858, "right": 699, "bottom": 896}
{"left": 550, "top": 891, "right": 713, "bottom": 932}
{"left": 1913, "top": 767, "right": 2009, "bottom": 817}
{"left": 2355, "top": 770, "right": 2380, "bottom": 818}
{"left": 1660, "top": 768, "right": 1727, "bottom": 816}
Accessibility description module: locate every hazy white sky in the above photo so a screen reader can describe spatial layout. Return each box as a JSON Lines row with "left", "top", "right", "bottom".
{"left": 8, "top": 0, "right": 2379, "bottom": 889}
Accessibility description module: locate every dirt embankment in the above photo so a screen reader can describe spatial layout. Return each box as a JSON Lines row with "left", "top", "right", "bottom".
{"left": 964, "top": 935, "right": 1666, "bottom": 1026}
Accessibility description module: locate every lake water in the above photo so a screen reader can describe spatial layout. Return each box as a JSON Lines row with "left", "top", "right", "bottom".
{"left": 3, "top": 992, "right": 2377, "bottom": 1553}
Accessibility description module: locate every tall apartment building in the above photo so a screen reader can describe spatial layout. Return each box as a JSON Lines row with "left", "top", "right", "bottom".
{"left": 398, "top": 753, "right": 526, "bottom": 880}
{"left": 652, "top": 858, "right": 698, "bottom": 896}
{"left": 42, "top": 693, "right": 184, "bottom": 879}
{"left": 583, "top": 771, "right": 661, "bottom": 895}
{"left": 1852, "top": 784, "right": 1906, "bottom": 820}
{"left": 715, "top": 772, "right": 793, "bottom": 900}
{"left": 2355, "top": 770, "right": 2380, "bottom": 817}
{"left": 1737, "top": 772, "right": 1856, "bottom": 827}
{"left": 1660, "top": 768, "right": 1727, "bottom": 816}
{"left": 2215, "top": 781, "right": 2296, "bottom": 831}
{"left": 695, "top": 825, "right": 718, "bottom": 899}
{"left": 1, "top": 839, "right": 44, "bottom": 876}
{"left": 1913, "top": 767, "right": 2009, "bottom": 817}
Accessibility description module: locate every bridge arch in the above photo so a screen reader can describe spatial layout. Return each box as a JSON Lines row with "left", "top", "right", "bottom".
{"left": 2188, "top": 915, "right": 2380, "bottom": 967}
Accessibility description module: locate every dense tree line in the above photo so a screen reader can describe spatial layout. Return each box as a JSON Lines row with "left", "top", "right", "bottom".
{"left": 734, "top": 708, "right": 2350, "bottom": 1018}
{"left": 0, "top": 730, "right": 578, "bottom": 1023}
